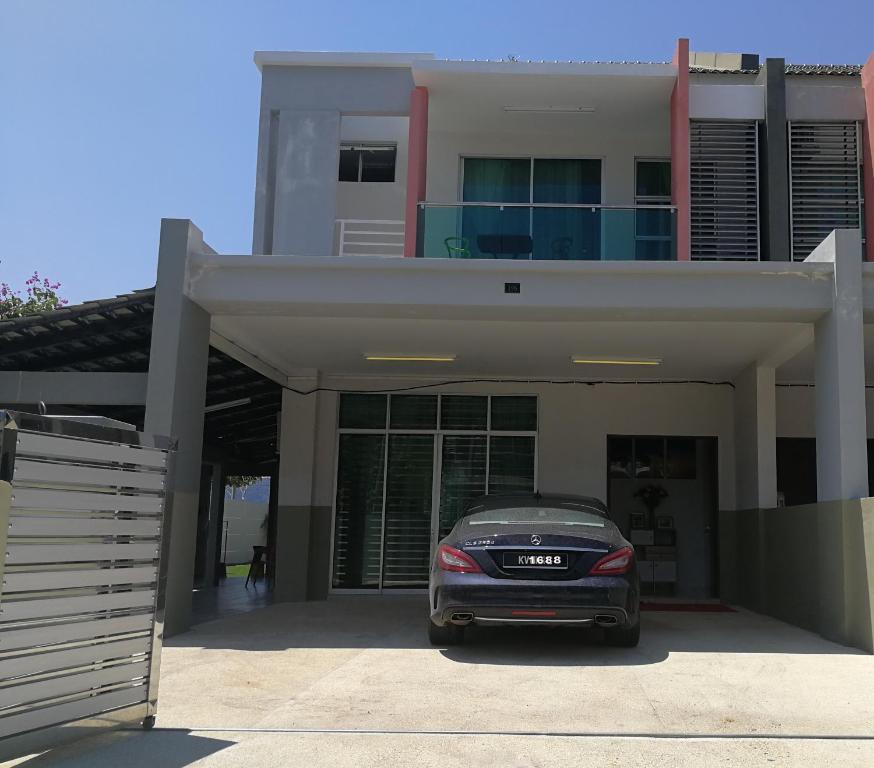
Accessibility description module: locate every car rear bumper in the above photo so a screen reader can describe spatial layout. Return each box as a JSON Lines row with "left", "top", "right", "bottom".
{"left": 438, "top": 604, "right": 629, "bottom": 628}
{"left": 430, "top": 574, "right": 638, "bottom": 628}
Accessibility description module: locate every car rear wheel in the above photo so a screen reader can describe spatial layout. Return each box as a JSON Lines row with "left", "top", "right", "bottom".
{"left": 603, "top": 619, "right": 640, "bottom": 648}
{"left": 428, "top": 619, "right": 465, "bottom": 646}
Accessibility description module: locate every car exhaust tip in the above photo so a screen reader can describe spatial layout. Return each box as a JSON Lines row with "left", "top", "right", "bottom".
{"left": 450, "top": 612, "right": 474, "bottom": 625}
{"left": 594, "top": 614, "right": 619, "bottom": 627}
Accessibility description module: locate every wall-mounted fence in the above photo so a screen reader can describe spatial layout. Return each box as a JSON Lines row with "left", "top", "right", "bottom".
{"left": 0, "top": 411, "right": 175, "bottom": 760}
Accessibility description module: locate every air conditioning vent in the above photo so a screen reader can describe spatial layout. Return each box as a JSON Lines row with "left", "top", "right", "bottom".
{"left": 789, "top": 122, "right": 862, "bottom": 261}
{"left": 690, "top": 121, "right": 760, "bottom": 261}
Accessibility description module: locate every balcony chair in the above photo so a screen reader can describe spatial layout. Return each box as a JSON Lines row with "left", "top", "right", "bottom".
{"left": 444, "top": 237, "right": 471, "bottom": 258}
{"left": 550, "top": 236, "right": 573, "bottom": 260}
{"left": 245, "top": 545, "right": 267, "bottom": 588}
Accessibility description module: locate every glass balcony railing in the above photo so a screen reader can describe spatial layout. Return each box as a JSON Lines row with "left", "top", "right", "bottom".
{"left": 415, "top": 203, "right": 677, "bottom": 261}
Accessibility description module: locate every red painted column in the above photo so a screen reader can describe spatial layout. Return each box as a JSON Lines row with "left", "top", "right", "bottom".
{"left": 403, "top": 86, "right": 429, "bottom": 257}
{"left": 861, "top": 53, "right": 874, "bottom": 262}
{"left": 670, "top": 38, "right": 691, "bottom": 261}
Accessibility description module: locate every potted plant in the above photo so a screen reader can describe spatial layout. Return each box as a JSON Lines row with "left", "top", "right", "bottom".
{"left": 634, "top": 484, "right": 668, "bottom": 522}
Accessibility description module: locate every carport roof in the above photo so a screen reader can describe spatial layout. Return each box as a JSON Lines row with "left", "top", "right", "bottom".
{"left": 0, "top": 288, "right": 281, "bottom": 466}
{"left": 193, "top": 254, "right": 840, "bottom": 383}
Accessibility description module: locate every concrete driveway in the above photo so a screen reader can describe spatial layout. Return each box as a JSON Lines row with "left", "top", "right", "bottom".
{"left": 8, "top": 596, "right": 874, "bottom": 767}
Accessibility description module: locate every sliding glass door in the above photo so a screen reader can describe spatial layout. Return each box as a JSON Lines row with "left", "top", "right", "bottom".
{"left": 461, "top": 157, "right": 602, "bottom": 260}
{"left": 532, "top": 159, "right": 601, "bottom": 260}
{"left": 332, "top": 434, "right": 385, "bottom": 589}
{"left": 382, "top": 435, "right": 435, "bottom": 587}
{"left": 438, "top": 435, "right": 487, "bottom": 539}
{"left": 332, "top": 394, "right": 538, "bottom": 591}
{"left": 461, "top": 158, "right": 530, "bottom": 259}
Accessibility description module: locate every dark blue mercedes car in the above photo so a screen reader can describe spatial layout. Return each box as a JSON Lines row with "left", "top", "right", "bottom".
{"left": 428, "top": 493, "right": 640, "bottom": 647}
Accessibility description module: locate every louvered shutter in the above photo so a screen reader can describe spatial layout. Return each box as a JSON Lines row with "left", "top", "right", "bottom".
{"left": 789, "top": 122, "right": 862, "bottom": 261}
{"left": 691, "top": 121, "right": 760, "bottom": 261}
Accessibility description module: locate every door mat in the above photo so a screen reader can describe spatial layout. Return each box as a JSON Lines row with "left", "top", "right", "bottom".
{"left": 640, "top": 602, "right": 736, "bottom": 613}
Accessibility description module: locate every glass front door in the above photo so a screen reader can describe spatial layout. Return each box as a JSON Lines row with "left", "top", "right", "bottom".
{"left": 331, "top": 394, "right": 538, "bottom": 591}
{"left": 606, "top": 435, "right": 719, "bottom": 599}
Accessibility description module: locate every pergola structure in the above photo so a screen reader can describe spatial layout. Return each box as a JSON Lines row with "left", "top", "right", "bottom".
{"left": 0, "top": 288, "right": 281, "bottom": 466}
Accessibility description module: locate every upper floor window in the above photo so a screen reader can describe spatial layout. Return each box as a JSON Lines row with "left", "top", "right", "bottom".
{"left": 339, "top": 144, "right": 396, "bottom": 183}
{"left": 635, "top": 160, "right": 671, "bottom": 201}
{"left": 635, "top": 159, "right": 673, "bottom": 261}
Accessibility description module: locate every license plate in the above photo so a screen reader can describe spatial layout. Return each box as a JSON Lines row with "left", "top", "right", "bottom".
{"left": 503, "top": 552, "right": 568, "bottom": 569}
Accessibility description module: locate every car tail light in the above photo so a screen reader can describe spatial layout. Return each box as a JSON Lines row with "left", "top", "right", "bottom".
{"left": 589, "top": 546, "right": 634, "bottom": 576}
{"left": 437, "top": 544, "right": 482, "bottom": 573}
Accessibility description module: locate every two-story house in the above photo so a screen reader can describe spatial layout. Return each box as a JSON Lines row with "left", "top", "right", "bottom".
{"left": 139, "top": 39, "right": 874, "bottom": 648}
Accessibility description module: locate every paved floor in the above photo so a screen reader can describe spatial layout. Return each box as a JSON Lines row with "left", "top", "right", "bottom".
{"left": 189, "top": 578, "right": 272, "bottom": 626}
{"left": 8, "top": 596, "right": 874, "bottom": 767}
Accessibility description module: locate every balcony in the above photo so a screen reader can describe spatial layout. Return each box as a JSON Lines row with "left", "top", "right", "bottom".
{"left": 415, "top": 203, "right": 676, "bottom": 261}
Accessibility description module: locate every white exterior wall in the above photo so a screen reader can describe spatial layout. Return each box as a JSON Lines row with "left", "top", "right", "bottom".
{"left": 222, "top": 500, "right": 268, "bottom": 564}
{"left": 425, "top": 122, "right": 670, "bottom": 207}
{"left": 689, "top": 84, "right": 764, "bottom": 120}
{"left": 785, "top": 76, "right": 866, "bottom": 121}
{"left": 777, "top": 388, "right": 874, "bottom": 438}
{"left": 309, "top": 379, "right": 735, "bottom": 511}
{"left": 309, "top": 381, "right": 874, "bottom": 521}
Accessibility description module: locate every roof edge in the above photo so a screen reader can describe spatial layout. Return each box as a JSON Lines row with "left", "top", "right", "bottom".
{"left": 254, "top": 51, "right": 436, "bottom": 71}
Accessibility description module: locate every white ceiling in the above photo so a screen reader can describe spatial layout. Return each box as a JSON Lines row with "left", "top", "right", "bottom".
{"left": 212, "top": 315, "right": 817, "bottom": 382}
{"left": 418, "top": 68, "right": 674, "bottom": 134}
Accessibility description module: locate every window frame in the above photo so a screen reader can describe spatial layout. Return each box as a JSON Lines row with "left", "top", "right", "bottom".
{"left": 338, "top": 143, "right": 398, "bottom": 183}
{"left": 634, "top": 157, "right": 674, "bottom": 260}
{"left": 608, "top": 434, "right": 698, "bottom": 481}
{"left": 330, "top": 393, "right": 539, "bottom": 593}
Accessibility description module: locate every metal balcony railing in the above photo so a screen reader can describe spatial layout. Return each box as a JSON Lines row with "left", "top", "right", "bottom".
{"left": 415, "top": 203, "right": 676, "bottom": 261}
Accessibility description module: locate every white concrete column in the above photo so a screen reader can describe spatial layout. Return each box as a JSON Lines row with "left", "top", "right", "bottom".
{"left": 808, "top": 229, "right": 868, "bottom": 501}
{"left": 734, "top": 363, "right": 777, "bottom": 509}
{"left": 144, "top": 219, "right": 212, "bottom": 636}
{"left": 274, "top": 384, "right": 321, "bottom": 602}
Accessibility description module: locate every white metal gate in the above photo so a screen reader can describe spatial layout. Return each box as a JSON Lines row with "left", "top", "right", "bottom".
{"left": 0, "top": 410, "right": 175, "bottom": 758}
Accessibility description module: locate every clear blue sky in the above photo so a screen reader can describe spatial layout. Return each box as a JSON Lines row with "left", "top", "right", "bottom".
{"left": 2, "top": 0, "right": 872, "bottom": 303}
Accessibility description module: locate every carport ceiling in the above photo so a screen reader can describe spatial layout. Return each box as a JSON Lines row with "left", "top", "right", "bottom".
{"left": 212, "top": 316, "right": 818, "bottom": 382}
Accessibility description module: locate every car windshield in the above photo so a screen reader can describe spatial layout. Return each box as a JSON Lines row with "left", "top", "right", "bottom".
{"left": 465, "top": 506, "right": 607, "bottom": 527}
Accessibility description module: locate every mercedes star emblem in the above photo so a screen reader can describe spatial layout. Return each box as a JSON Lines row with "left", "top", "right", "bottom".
{"left": 531, "top": 535, "right": 542, "bottom": 545}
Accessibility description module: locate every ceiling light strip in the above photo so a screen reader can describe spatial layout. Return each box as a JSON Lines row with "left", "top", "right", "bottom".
{"left": 571, "top": 357, "right": 662, "bottom": 366}
{"left": 365, "top": 355, "right": 457, "bottom": 362}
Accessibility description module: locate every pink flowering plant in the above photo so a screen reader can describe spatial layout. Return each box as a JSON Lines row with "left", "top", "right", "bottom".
{"left": 0, "top": 272, "right": 68, "bottom": 320}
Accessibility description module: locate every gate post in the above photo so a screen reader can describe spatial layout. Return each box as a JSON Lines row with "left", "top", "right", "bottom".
{"left": 145, "top": 219, "right": 212, "bottom": 636}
